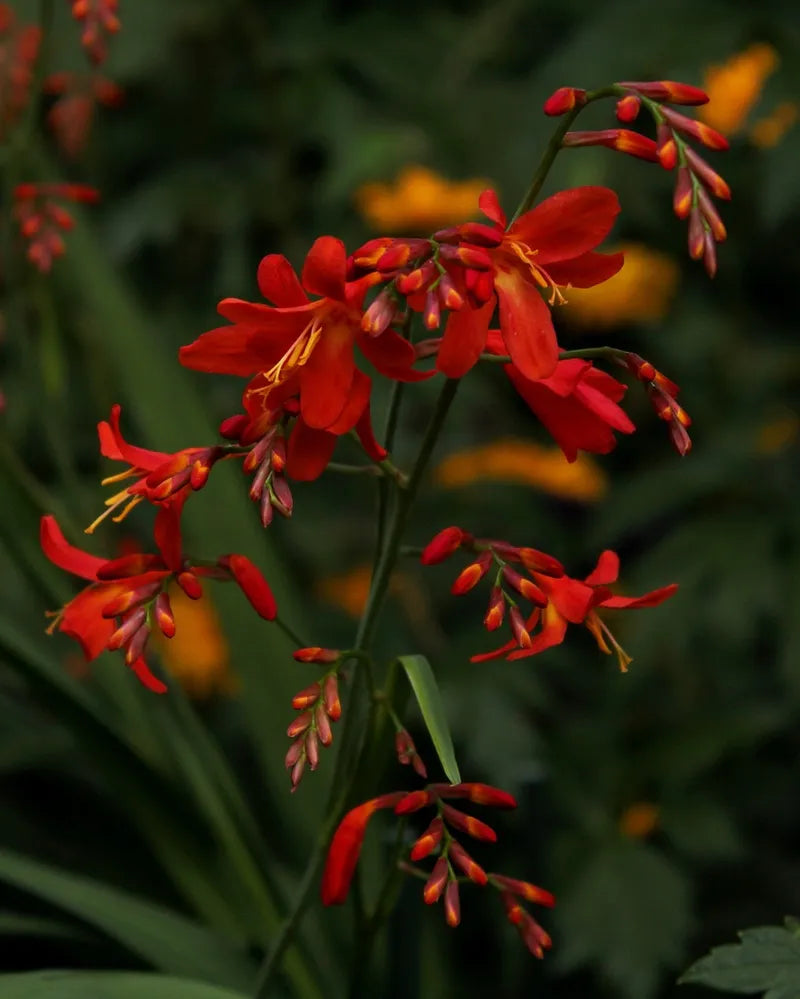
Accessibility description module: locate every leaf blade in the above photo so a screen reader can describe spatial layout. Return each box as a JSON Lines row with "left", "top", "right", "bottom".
{"left": 397, "top": 654, "right": 461, "bottom": 784}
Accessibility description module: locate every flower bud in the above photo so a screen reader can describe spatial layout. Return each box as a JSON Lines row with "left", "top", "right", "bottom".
{"left": 410, "top": 817, "right": 443, "bottom": 861}
{"left": 292, "top": 682, "right": 321, "bottom": 710}
{"left": 154, "top": 591, "right": 175, "bottom": 638}
{"left": 543, "top": 86, "right": 587, "bottom": 116}
{"left": 442, "top": 803, "right": 497, "bottom": 842}
{"left": 315, "top": 702, "right": 333, "bottom": 747}
{"left": 423, "top": 856, "right": 448, "bottom": 904}
{"left": 451, "top": 552, "right": 493, "bottom": 595}
{"left": 448, "top": 840, "right": 488, "bottom": 885}
{"left": 293, "top": 647, "right": 341, "bottom": 664}
{"left": 421, "top": 526, "right": 467, "bottom": 565}
{"left": 444, "top": 880, "right": 461, "bottom": 927}
{"left": 615, "top": 94, "right": 640, "bottom": 123}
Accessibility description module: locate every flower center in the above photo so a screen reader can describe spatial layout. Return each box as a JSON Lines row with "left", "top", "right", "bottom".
{"left": 263, "top": 315, "right": 323, "bottom": 387}
{"left": 505, "top": 239, "right": 567, "bottom": 307}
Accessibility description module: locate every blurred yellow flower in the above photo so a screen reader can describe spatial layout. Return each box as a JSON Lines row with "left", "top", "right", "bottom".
{"left": 434, "top": 439, "right": 607, "bottom": 502}
{"left": 699, "top": 43, "right": 778, "bottom": 135}
{"left": 756, "top": 413, "right": 799, "bottom": 454}
{"left": 750, "top": 101, "right": 798, "bottom": 148}
{"left": 151, "top": 587, "right": 234, "bottom": 699}
{"left": 561, "top": 243, "right": 679, "bottom": 328}
{"left": 619, "top": 802, "right": 660, "bottom": 839}
{"left": 316, "top": 564, "right": 373, "bottom": 618}
{"left": 355, "top": 165, "right": 490, "bottom": 232}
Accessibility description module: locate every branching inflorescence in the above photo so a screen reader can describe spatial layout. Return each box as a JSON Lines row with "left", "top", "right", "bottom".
{"left": 16, "top": 27, "right": 730, "bottom": 979}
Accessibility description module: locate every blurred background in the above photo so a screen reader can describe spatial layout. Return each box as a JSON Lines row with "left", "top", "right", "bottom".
{"left": 1, "top": 1, "right": 799, "bottom": 996}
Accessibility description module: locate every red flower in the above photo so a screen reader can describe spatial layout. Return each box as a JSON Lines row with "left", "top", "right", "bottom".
{"left": 485, "top": 333, "right": 635, "bottom": 460}
{"left": 472, "top": 548, "right": 677, "bottom": 669}
{"left": 179, "top": 238, "right": 428, "bottom": 433}
{"left": 435, "top": 187, "right": 623, "bottom": 381}
{"left": 41, "top": 507, "right": 277, "bottom": 691}
{"left": 89, "top": 404, "right": 224, "bottom": 532}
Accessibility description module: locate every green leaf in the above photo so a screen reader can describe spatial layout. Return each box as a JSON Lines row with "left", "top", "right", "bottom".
{"left": 680, "top": 920, "right": 800, "bottom": 998}
{"left": 0, "top": 849, "right": 255, "bottom": 991}
{"left": 397, "top": 654, "right": 461, "bottom": 784}
{"left": 0, "top": 971, "right": 249, "bottom": 999}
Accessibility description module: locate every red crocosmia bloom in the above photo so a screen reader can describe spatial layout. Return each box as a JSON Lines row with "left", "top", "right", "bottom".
{"left": 321, "top": 793, "right": 405, "bottom": 905}
{"left": 89, "top": 404, "right": 225, "bottom": 532}
{"left": 485, "top": 332, "right": 635, "bottom": 460}
{"left": 41, "top": 507, "right": 277, "bottom": 691}
{"left": 179, "top": 238, "right": 429, "bottom": 433}
{"left": 435, "top": 187, "right": 623, "bottom": 381}
{"left": 472, "top": 549, "right": 677, "bottom": 669}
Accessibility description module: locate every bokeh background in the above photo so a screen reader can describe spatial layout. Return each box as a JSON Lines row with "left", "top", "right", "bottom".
{"left": 1, "top": 1, "right": 799, "bottom": 997}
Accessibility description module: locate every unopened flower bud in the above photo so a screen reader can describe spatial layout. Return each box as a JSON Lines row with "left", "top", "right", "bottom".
{"left": 315, "top": 702, "right": 333, "bottom": 746}
{"left": 287, "top": 711, "right": 312, "bottom": 739}
{"left": 421, "top": 526, "right": 467, "bottom": 565}
{"left": 323, "top": 672, "right": 341, "bottom": 719}
{"left": 410, "top": 817, "right": 443, "bottom": 861}
{"left": 423, "top": 856, "right": 448, "bottom": 904}
{"left": 448, "top": 840, "right": 488, "bottom": 885}
{"left": 305, "top": 728, "right": 319, "bottom": 770}
{"left": 615, "top": 94, "right": 641, "bottom": 123}
{"left": 292, "top": 682, "right": 321, "bottom": 710}
{"left": 656, "top": 123, "right": 678, "bottom": 170}
{"left": 543, "top": 86, "right": 587, "bottom": 115}
{"left": 293, "top": 646, "right": 341, "bottom": 664}
{"left": 444, "top": 880, "right": 461, "bottom": 927}
{"left": 154, "top": 591, "right": 175, "bottom": 638}
{"left": 451, "top": 551, "right": 492, "bottom": 595}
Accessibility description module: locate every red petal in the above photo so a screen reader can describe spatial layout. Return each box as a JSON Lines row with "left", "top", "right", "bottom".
{"left": 179, "top": 323, "right": 299, "bottom": 377}
{"left": 327, "top": 369, "right": 372, "bottom": 435}
{"left": 494, "top": 270, "right": 559, "bottom": 380}
{"left": 436, "top": 299, "right": 494, "bottom": 378}
{"left": 302, "top": 236, "right": 347, "bottom": 300}
{"left": 129, "top": 657, "right": 168, "bottom": 693}
{"left": 478, "top": 189, "right": 506, "bottom": 229}
{"left": 547, "top": 249, "right": 625, "bottom": 288}
{"left": 321, "top": 793, "right": 405, "bottom": 905}
{"left": 584, "top": 550, "right": 620, "bottom": 586}
{"left": 508, "top": 603, "right": 568, "bottom": 659}
{"left": 153, "top": 505, "right": 183, "bottom": 572}
{"left": 509, "top": 187, "right": 620, "bottom": 264}
{"left": 298, "top": 320, "right": 355, "bottom": 429}
{"left": 599, "top": 582, "right": 678, "bottom": 609}
{"left": 256, "top": 254, "right": 308, "bottom": 306}
{"left": 226, "top": 554, "right": 277, "bottom": 620}
{"left": 41, "top": 516, "right": 105, "bottom": 581}
{"left": 354, "top": 401, "right": 388, "bottom": 464}
{"left": 59, "top": 585, "right": 121, "bottom": 659}
{"left": 286, "top": 422, "right": 337, "bottom": 481}
{"left": 358, "top": 330, "right": 432, "bottom": 382}
{"left": 541, "top": 576, "right": 594, "bottom": 623}
{"left": 97, "top": 405, "right": 167, "bottom": 469}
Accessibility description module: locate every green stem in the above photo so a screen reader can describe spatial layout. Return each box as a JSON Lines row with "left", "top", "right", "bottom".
{"left": 274, "top": 616, "right": 308, "bottom": 650}
{"left": 374, "top": 379, "right": 406, "bottom": 571}
{"left": 510, "top": 85, "right": 621, "bottom": 223}
{"left": 251, "top": 378, "right": 460, "bottom": 998}
{"left": 479, "top": 345, "right": 623, "bottom": 365}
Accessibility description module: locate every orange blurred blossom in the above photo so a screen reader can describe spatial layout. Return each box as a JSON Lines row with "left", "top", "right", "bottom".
{"left": 355, "top": 165, "right": 491, "bottom": 232}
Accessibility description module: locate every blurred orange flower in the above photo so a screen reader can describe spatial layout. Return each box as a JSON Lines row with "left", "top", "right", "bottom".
{"left": 619, "top": 802, "right": 660, "bottom": 839}
{"left": 316, "top": 564, "right": 373, "bottom": 618}
{"left": 562, "top": 244, "right": 679, "bottom": 327}
{"left": 434, "top": 439, "right": 607, "bottom": 502}
{"left": 750, "top": 101, "right": 798, "bottom": 148}
{"left": 756, "top": 413, "right": 799, "bottom": 454}
{"left": 151, "top": 586, "right": 234, "bottom": 699}
{"left": 355, "top": 165, "right": 490, "bottom": 232}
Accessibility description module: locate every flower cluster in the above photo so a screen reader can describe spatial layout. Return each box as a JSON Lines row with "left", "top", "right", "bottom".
{"left": 13, "top": 182, "right": 100, "bottom": 271}
{"left": 285, "top": 648, "right": 343, "bottom": 790}
{"left": 549, "top": 79, "right": 731, "bottom": 275}
{"left": 0, "top": 5, "right": 40, "bottom": 138}
{"left": 68, "top": 0, "right": 120, "bottom": 66}
{"left": 321, "top": 781, "right": 554, "bottom": 957}
{"left": 422, "top": 527, "right": 677, "bottom": 670}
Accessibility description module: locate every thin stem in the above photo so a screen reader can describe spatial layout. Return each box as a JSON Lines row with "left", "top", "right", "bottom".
{"left": 326, "top": 462, "right": 382, "bottom": 477}
{"left": 374, "top": 379, "right": 406, "bottom": 571}
{"left": 274, "top": 616, "right": 308, "bottom": 650}
{"left": 479, "top": 345, "right": 622, "bottom": 365}
{"left": 251, "top": 378, "right": 460, "bottom": 998}
{"left": 510, "top": 85, "right": 620, "bottom": 223}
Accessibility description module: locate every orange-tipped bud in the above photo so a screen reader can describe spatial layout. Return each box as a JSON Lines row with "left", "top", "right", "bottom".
{"left": 177, "top": 571, "right": 203, "bottom": 600}
{"left": 509, "top": 606, "right": 532, "bottom": 649}
{"left": 101, "top": 581, "right": 161, "bottom": 618}
{"left": 270, "top": 437, "right": 287, "bottom": 474}
{"left": 410, "top": 817, "right": 444, "bottom": 861}
{"left": 305, "top": 728, "right": 320, "bottom": 770}
{"left": 562, "top": 129, "right": 659, "bottom": 162}
{"left": 284, "top": 737, "right": 304, "bottom": 770}
{"left": 464, "top": 268, "right": 494, "bottom": 304}
{"left": 483, "top": 587, "right": 506, "bottom": 631}
{"left": 395, "top": 259, "right": 437, "bottom": 294}
{"left": 438, "top": 243, "right": 493, "bottom": 270}
{"left": 451, "top": 552, "right": 493, "bottom": 595}
{"left": 661, "top": 106, "right": 729, "bottom": 151}
{"left": 438, "top": 782, "right": 517, "bottom": 809}
{"left": 107, "top": 607, "right": 147, "bottom": 650}
{"left": 448, "top": 840, "right": 488, "bottom": 885}
{"left": 656, "top": 123, "right": 678, "bottom": 170}
{"left": 374, "top": 239, "right": 431, "bottom": 272}
{"left": 702, "top": 228, "right": 717, "bottom": 279}
{"left": 672, "top": 166, "right": 693, "bottom": 219}
{"left": 293, "top": 647, "right": 341, "bottom": 664}
{"left": 290, "top": 754, "right": 306, "bottom": 790}
{"left": 490, "top": 873, "right": 555, "bottom": 907}
{"left": 292, "top": 682, "right": 321, "bottom": 710}
{"left": 190, "top": 459, "right": 212, "bottom": 491}
{"left": 696, "top": 186, "right": 727, "bottom": 242}
{"left": 444, "top": 880, "right": 461, "bottom": 927}
{"left": 684, "top": 147, "right": 731, "bottom": 200}
{"left": 423, "top": 288, "right": 441, "bottom": 330}
{"left": 518, "top": 547, "right": 564, "bottom": 577}
{"left": 315, "top": 702, "right": 333, "bottom": 746}
{"left": 362, "top": 287, "right": 400, "bottom": 337}
{"left": 423, "top": 856, "right": 448, "bottom": 904}
{"left": 323, "top": 673, "right": 342, "bottom": 719}
{"left": 153, "top": 591, "right": 175, "bottom": 638}
{"left": 618, "top": 80, "right": 708, "bottom": 106}
{"left": 442, "top": 804, "right": 497, "bottom": 842}
{"left": 394, "top": 790, "right": 434, "bottom": 814}
{"left": 501, "top": 567, "right": 547, "bottom": 606}
{"left": 687, "top": 206, "right": 705, "bottom": 260}
{"left": 436, "top": 273, "right": 464, "bottom": 311}
{"left": 271, "top": 475, "right": 293, "bottom": 517}
{"left": 123, "top": 623, "right": 150, "bottom": 666}
{"left": 543, "top": 86, "right": 587, "bottom": 116}
{"left": 615, "top": 94, "right": 641, "bottom": 123}
{"left": 287, "top": 711, "right": 312, "bottom": 739}
{"left": 421, "top": 526, "right": 467, "bottom": 565}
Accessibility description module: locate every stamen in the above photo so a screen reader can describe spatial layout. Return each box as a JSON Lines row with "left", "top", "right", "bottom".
{"left": 101, "top": 468, "right": 140, "bottom": 486}
{"left": 507, "top": 239, "right": 567, "bottom": 307}
{"left": 263, "top": 317, "right": 323, "bottom": 386}
{"left": 586, "top": 611, "right": 632, "bottom": 672}
{"left": 85, "top": 489, "right": 142, "bottom": 534}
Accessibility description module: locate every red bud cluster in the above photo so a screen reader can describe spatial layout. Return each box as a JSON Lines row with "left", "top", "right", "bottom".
{"left": 13, "top": 183, "right": 100, "bottom": 272}
{"left": 395, "top": 729, "right": 428, "bottom": 779}
{"left": 285, "top": 670, "right": 342, "bottom": 790}
{"left": 622, "top": 353, "right": 692, "bottom": 455}
{"left": 69, "top": 0, "right": 120, "bottom": 66}
{"left": 0, "top": 6, "right": 41, "bottom": 139}
{"left": 219, "top": 415, "right": 294, "bottom": 528}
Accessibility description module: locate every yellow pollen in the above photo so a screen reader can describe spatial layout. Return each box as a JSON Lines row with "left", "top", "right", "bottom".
{"left": 507, "top": 240, "right": 566, "bottom": 306}
{"left": 263, "top": 316, "right": 323, "bottom": 387}
{"left": 85, "top": 487, "right": 143, "bottom": 534}
{"left": 101, "top": 467, "right": 140, "bottom": 486}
